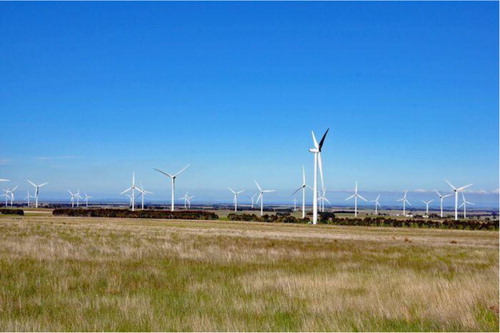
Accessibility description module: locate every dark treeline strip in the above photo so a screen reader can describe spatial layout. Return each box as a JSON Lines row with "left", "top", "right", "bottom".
{"left": 228, "top": 212, "right": 498, "bottom": 230}
{"left": 53, "top": 208, "right": 218, "bottom": 220}
{"left": 0, "top": 208, "right": 24, "bottom": 215}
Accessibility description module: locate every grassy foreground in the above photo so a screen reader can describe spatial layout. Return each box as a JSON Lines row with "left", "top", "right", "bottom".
{"left": 0, "top": 215, "right": 498, "bottom": 331}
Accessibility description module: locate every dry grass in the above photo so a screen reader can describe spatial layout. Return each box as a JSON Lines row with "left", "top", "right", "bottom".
{"left": 0, "top": 215, "right": 498, "bottom": 331}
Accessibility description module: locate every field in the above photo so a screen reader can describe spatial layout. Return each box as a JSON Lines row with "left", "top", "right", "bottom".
{"left": 0, "top": 214, "right": 498, "bottom": 331}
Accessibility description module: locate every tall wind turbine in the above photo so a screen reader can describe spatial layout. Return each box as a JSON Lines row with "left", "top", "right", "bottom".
{"left": 228, "top": 188, "right": 245, "bottom": 212}
{"left": 255, "top": 181, "right": 275, "bottom": 216}
{"left": 25, "top": 190, "right": 35, "bottom": 207}
{"left": 27, "top": 180, "right": 48, "bottom": 208}
{"left": 421, "top": 199, "right": 433, "bottom": 216}
{"left": 179, "top": 192, "right": 190, "bottom": 209}
{"left": 459, "top": 192, "right": 474, "bottom": 219}
{"left": 445, "top": 180, "right": 473, "bottom": 221}
{"left": 1, "top": 192, "right": 10, "bottom": 206}
{"left": 396, "top": 190, "right": 411, "bottom": 216}
{"left": 154, "top": 164, "right": 190, "bottom": 211}
{"left": 291, "top": 166, "right": 311, "bottom": 218}
{"left": 309, "top": 129, "right": 329, "bottom": 224}
{"left": 68, "top": 190, "right": 77, "bottom": 208}
{"left": 250, "top": 194, "right": 257, "bottom": 209}
{"left": 121, "top": 172, "right": 141, "bottom": 211}
{"left": 434, "top": 190, "right": 452, "bottom": 218}
{"left": 345, "top": 182, "right": 367, "bottom": 217}
{"left": 187, "top": 194, "right": 194, "bottom": 209}
{"left": 370, "top": 194, "right": 381, "bottom": 215}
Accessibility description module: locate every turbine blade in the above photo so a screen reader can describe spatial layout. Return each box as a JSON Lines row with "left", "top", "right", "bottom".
{"left": 302, "top": 166, "right": 306, "bottom": 185}
{"left": 457, "top": 183, "right": 473, "bottom": 191}
{"left": 39, "top": 182, "right": 48, "bottom": 187}
{"left": 318, "top": 128, "right": 329, "bottom": 151}
{"left": 291, "top": 186, "right": 303, "bottom": 196}
{"left": 228, "top": 187, "right": 235, "bottom": 194}
{"left": 445, "top": 179, "right": 456, "bottom": 190}
{"left": 153, "top": 168, "right": 173, "bottom": 178}
{"left": 27, "top": 179, "right": 36, "bottom": 187}
{"left": 174, "top": 164, "right": 190, "bottom": 177}
{"left": 345, "top": 194, "right": 355, "bottom": 200}
{"left": 358, "top": 194, "right": 368, "bottom": 202}
{"left": 311, "top": 131, "right": 319, "bottom": 149}
{"left": 254, "top": 180, "right": 262, "bottom": 191}
{"left": 434, "top": 189, "right": 442, "bottom": 197}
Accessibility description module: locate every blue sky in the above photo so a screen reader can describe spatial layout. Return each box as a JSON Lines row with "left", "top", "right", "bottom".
{"left": 0, "top": 1, "right": 498, "bottom": 207}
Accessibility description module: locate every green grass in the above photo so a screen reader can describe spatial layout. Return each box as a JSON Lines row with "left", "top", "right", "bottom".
{"left": 0, "top": 215, "right": 498, "bottom": 331}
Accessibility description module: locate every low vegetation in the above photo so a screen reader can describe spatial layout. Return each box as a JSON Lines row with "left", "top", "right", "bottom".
{"left": 52, "top": 208, "right": 218, "bottom": 220}
{"left": 0, "top": 215, "right": 497, "bottom": 331}
{"left": 0, "top": 208, "right": 24, "bottom": 215}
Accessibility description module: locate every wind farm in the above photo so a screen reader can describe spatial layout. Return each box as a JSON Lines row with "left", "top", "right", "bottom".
{"left": 0, "top": 1, "right": 498, "bottom": 332}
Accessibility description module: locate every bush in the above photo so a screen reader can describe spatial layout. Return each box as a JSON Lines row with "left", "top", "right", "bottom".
{"left": 53, "top": 208, "right": 218, "bottom": 220}
{"left": 227, "top": 213, "right": 309, "bottom": 224}
{"left": 0, "top": 208, "right": 24, "bottom": 215}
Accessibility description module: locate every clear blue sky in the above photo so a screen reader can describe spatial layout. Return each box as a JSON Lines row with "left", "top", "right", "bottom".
{"left": 1, "top": 1, "right": 498, "bottom": 207}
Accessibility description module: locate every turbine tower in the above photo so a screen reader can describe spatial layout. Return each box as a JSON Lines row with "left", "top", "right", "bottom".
{"left": 154, "top": 164, "right": 190, "bottom": 211}
{"left": 309, "top": 129, "right": 329, "bottom": 225}
{"left": 445, "top": 180, "right": 473, "bottom": 221}
{"left": 228, "top": 188, "right": 245, "bottom": 212}
{"left": 345, "top": 182, "right": 367, "bottom": 217}
{"left": 121, "top": 172, "right": 141, "bottom": 211}
{"left": 291, "top": 166, "right": 311, "bottom": 219}
{"left": 434, "top": 190, "right": 452, "bottom": 218}
{"left": 319, "top": 186, "right": 331, "bottom": 212}
{"left": 421, "top": 199, "right": 433, "bottom": 216}
{"left": 370, "top": 194, "right": 381, "bottom": 215}
{"left": 459, "top": 192, "right": 474, "bottom": 219}
{"left": 27, "top": 180, "right": 48, "bottom": 208}
{"left": 396, "top": 190, "right": 411, "bottom": 216}
{"left": 255, "top": 181, "right": 275, "bottom": 216}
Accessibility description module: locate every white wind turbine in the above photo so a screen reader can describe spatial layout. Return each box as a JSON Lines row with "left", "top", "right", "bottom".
{"left": 250, "top": 194, "right": 257, "bottom": 209}
{"left": 121, "top": 172, "right": 141, "bottom": 211}
{"left": 27, "top": 180, "right": 48, "bottom": 208}
{"left": 25, "top": 190, "right": 35, "bottom": 207}
{"left": 84, "top": 193, "right": 92, "bottom": 207}
{"left": 68, "top": 190, "right": 76, "bottom": 208}
{"left": 154, "top": 164, "right": 190, "bottom": 211}
{"left": 345, "top": 182, "right": 367, "bottom": 217}
{"left": 421, "top": 199, "right": 434, "bottom": 216}
{"left": 396, "top": 190, "right": 411, "bottom": 216}
{"left": 137, "top": 183, "right": 153, "bottom": 210}
{"left": 291, "top": 166, "right": 311, "bottom": 218}
{"left": 1, "top": 191, "right": 9, "bottom": 206}
{"left": 434, "top": 190, "right": 453, "bottom": 218}
{"left": 370, "top": 194, "right": 381, "bottom": 215}
{"left": 309, "top": 129, "right": 329, "bottom": 224}
{"left": 459, "top": 192, "right": 474, "bottom": 219}
{"left": 4, "top": 185, "right": 18, "bottom": 206}
{"left": 293, "top": 198, "right": 297, "bottom": 211}
{"left": 179, "top": 192, "right": 190, "bottom": 209}
{"left": 318, "top": 186, "right": 331, "bottom": 212}
{"left": 228, "top": 188, "right": 245, "bottom": 212}
{"left": 255, "top": 181, "right": 275, "bottom": 216}
{"left": 187, "top": 194, "right": 194, "bottom": 209}
{"left": 445, "top": 180, "right": 473, "bottom": 221}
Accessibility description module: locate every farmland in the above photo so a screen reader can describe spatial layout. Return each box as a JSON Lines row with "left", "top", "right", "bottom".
{"left": 0, "top": 214, "right": 498, "bottom": 331}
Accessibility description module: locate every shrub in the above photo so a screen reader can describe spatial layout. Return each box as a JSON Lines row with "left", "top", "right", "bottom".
{"left": 0, "top": 208, "right": 24, "bottom": 215}
{"left": 53, "top": 209, "right": 218, "bottom": 220}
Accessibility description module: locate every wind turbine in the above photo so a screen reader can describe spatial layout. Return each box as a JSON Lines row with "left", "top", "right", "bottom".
{"left": 27, "top": 180, "right": 48, "bottom": 208}
{"left": 25, "top": 190, "right": 35, "bottom": 207}
{"left": 250, "top": 193, "right": 257, "bottom": 209}
{"left": 121, "top": 172, "right": 141, "bottom": 211}
{"left": 255, "top": 181, "right": 275, "bottom": 216}
{"left": 370, "top": 194, "right": 381, "bottom": 215}
{"left": 318, "top": 186, "right": 331, "bottom": 212}
{"left": 154, "top": 164, "right": 190, "bottom": 211}
{"left": 179, "top": 192, "right": 190, "bottom": 209}
{"left": 68, "top": 190, "right": 77, "bottom": 208}
{"left": 345, "top": 182, "right": 367, "bottom": 217}
{"left": 84, "top": 193, "right": 92, "bottom": 207}
{"left": 137, "top": 184, "right": 152, "bottom": 210}
{"left": 1, "top": 191, "right": 10, "bottom": 206}
{"left": 4, "top": 186, "right": 18, "bottom": 206}
{"left": 421, "top": 199, "right": 434, "bottom": 216}
{"left": 309, "top": 129, "right": 329, "bottom": 224}
{"left": 396, "top": 190, "right": 411, "bottom": 216}
{"left": 445, "top": 180, "right": 473, "bottom": 221}
{"left": 293, "top": 198, "right": 297, "bottom": 211}
{"left": 291, "top": 166, "right": 311, "bottom": 218}
{"left": 228, "top": 188, "right": 245, "bottom": 212}
{"left": 434, "top": 190, "right": 453, "bottom": 218}
{"left": 187, "top": 194, "right": 194, "bottom": 209}
{"left": 459, "top": 192, "right": 474, "bottom": 219}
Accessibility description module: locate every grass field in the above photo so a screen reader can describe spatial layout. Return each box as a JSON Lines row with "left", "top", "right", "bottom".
{"left": 0, "top": 214, "right": 498, "bottom": 331}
